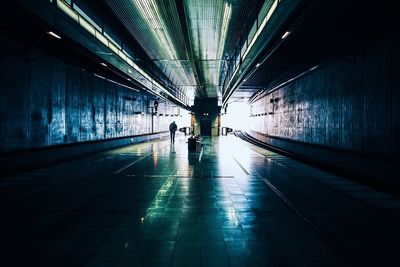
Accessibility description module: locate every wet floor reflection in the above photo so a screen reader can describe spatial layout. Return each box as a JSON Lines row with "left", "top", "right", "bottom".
{"left": 1, "top": 134, "right": 399, "bottom": 266}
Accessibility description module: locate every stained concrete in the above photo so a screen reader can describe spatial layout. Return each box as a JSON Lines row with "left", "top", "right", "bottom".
{"left": 248, "top": 26, "right": 400, "bottom": 189}
{"left": 0, "top": 38, "right": 181, "bottom": 154}
{"left": 250, "top": 28, "right": 400, "bottom": 156}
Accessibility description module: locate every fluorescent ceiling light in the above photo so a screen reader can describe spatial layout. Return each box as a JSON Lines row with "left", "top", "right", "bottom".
{"left": 281, "top": 31, "right": 291, "bottom": 39}
{"left": 185, "top": 0, "right": 233, "bottom": 89}
{"left": 217, "top": 2, "right": 232, "bottom": 58}
{"left": 56, "top": 0, "right": 188, "bottom": 106}
{"left": 47, "top": 31, "right": 61, "bottom": 39}
{"left": 94, "top": 73, "right": 139, "bottom": 92}
{"left": 57, "top": 0, "right": 78, "bottom": 22}
{"left": 132, "top": 0, "right": 178, "bottom": 61}
{"left": 94, "top": 73, "right": 105, "bottom": 79}
{"left": 131, "top": 0, "right": 195, "bottom": 99}
{"left": 224, "top": 0, "right": 279, "bottom": 94}
{"left": 241, "top": 0, "right": 278, "bottom": 63}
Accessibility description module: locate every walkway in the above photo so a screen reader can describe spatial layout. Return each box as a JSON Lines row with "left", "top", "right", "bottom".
{"left": 1, "top": 135, "right": 399, "bottom": 266}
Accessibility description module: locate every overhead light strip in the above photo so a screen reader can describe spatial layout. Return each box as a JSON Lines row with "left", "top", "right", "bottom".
{"left": 241, "top": 0, "right": 278, "bottom": 62}
{"left": 130, "top": 0, "right": 193, "bottom": 104}
{"left": 281, "top": 31, "right": 291, "bottom": 39}
{"left": 56, "top": 0, "right": 188, "bottom": 106}
{"left": 224, "top": 0, "right": 279, "bottom": 95}
{"left": 47, "top": 31, "right": 61, "bottom": 39}
{"left": 94, "top": 74, "right": 139, "bottom": 92}
{"left": 217, "top": 2, "right": 232, "bottom": 85}
{"left": 131, "top": 0, "right": 180, "bottom": 62}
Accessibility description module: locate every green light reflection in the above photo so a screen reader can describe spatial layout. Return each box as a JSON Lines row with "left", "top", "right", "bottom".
{"left": 131, "top": 0, "right": 196, "bottom": 100}
{"left": 185, "top": 0, "right": 232, "bottom": 91}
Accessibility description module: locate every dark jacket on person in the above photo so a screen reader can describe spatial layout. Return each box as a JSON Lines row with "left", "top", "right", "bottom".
{"left": 169, "top": 122, "right": 177, "bottom": 132}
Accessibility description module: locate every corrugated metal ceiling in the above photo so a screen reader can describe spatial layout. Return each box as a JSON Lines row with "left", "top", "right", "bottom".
{"left": 104, "top": 0, "right": 257, "bottom": 101}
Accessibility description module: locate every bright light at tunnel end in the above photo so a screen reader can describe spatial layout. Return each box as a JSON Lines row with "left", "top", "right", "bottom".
{"left": 222, "top": 102, "right": 251, "bottom": 131}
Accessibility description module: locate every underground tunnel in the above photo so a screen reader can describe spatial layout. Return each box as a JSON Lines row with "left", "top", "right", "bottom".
{"left": 0, "top": 0, "right": 399, "bottom": 266}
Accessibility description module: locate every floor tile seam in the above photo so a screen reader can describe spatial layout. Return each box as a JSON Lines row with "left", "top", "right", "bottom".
{"left": 254, "top": 172, "right": 352, "bottom": 265}
{"left": 142, "top": 171, "right": 178, "bottom": 228}
{"left": 267, "top": 156, "right": 400, "bottom": 222}
{"left": 1, "top": 156, "right": 122, "bottom": 202}
{"left": 222, "top": 169, "right": 245, "bottom": 234}
{"left": 153, "top": 172, "right": 182, "bottom": 228}
{"left": 114, "top": 142, "right": 172, "bottom": 174}
{"left": 232, "top": 139, "right": 351, "bottom": 263}
{"left": 226, "top": 152, "right": 260, "bottom": 220}
{"left": 246, "top": 135, "right": 383, "bottom": 196}
{"left": 243, "top": 139, "right": 400, "bottom": 222}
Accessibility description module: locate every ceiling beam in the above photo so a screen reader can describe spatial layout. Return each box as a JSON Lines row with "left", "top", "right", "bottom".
{"left": 175, "top": 0, "right": 207, "bottom": 98}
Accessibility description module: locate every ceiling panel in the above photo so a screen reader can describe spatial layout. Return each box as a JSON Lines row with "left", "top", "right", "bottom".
{"left": 105, "top": 0, "right": 197, "bottom": 100}
{"left": 105, "top": 0, "right": 257, "bottom": 101}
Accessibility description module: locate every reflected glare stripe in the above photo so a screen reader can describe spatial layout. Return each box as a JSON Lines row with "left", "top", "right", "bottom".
{"left": 114, "top": 143, "right": 170, "bottom": 174}
{"left": 198, "top": 146, "right": 204, "bottom": 162}
{"left": 231, "top": 155, "right": 250, "bottom": 175}
{"left": 114, "top": 153, "right": 154, "bottom": 174}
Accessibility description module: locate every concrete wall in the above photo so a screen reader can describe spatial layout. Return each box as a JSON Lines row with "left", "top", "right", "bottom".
{"left": 248, "top": 28, "right": 400, "bottom": 189}
{"left": 0, "top": 38, "right": 180, "bottom": 154}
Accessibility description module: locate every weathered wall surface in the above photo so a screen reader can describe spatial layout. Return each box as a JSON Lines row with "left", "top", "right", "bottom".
{"left": 0, "top": 39, "right": 180, "bottom": 154}
{"left": 250, "top": 29, "right": 400, "bottom": 158}
{"left": 248, "top": 28, "right": 400, "bottom": 189}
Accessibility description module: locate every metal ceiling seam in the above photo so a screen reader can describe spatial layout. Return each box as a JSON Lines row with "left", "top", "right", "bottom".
{"left": 105, "top": 0, "right": 195, "bottom": 104}
{"left": 68, "top": 0, "right": 190, "bottom": 107}
{"left": 222, "top": 0, "right": 280, "bottom": 107}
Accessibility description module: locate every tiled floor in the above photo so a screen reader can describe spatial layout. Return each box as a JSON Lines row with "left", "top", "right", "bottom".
{"left": 1, "top": 135, "right": 400, "bottom": 266}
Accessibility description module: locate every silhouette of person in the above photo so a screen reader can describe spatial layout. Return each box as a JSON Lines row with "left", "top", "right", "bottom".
{"left": 169, "top": 121, "right": 177, "bottom": 143}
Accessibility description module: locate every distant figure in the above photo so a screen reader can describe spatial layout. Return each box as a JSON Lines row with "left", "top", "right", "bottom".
{"left": 169, "top": 121, "right": 177, "bottom": 143}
